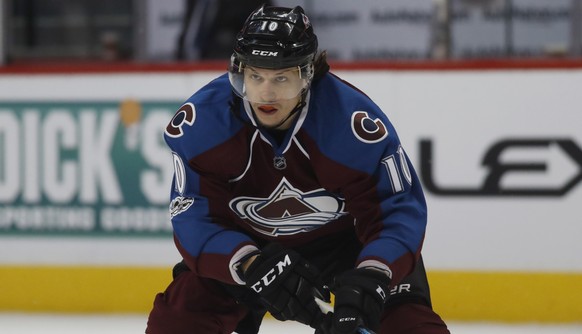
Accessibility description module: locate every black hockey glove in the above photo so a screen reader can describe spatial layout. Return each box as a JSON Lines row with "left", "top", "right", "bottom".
{"left": 323, "top": 268, "right": 391, "bottom": 334}
{"left": 243, "top": 243, "right": 329, "bottom": 328}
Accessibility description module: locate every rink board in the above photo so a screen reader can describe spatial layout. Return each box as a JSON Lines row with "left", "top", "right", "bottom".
{"left": 0, "top": 266, "right": 581, "bottom": 322}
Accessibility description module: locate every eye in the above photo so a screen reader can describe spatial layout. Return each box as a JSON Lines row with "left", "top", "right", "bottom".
{"left": 249, "top": 73, "right": 262, "bottom": 81}
{"left": 274, "top": 76, "right": 288, "bottom": 83}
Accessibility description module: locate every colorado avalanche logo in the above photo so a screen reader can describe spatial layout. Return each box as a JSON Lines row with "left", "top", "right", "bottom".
{"left": 229, "top": 178, "right": 347, "bottom": 236}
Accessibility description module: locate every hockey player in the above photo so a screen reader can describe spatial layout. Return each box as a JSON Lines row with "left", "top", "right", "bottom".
{"left": 146, "top": 5, "right": 450, "bottom": 334}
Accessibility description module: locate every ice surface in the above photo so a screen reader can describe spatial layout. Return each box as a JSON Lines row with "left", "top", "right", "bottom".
{"left": 0, "top": 313, "right": 580, "bottom": 334}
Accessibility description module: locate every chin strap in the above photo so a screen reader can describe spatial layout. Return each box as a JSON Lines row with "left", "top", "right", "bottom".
{"left": 264, "top": 98, "right": 306, "bottom": 130}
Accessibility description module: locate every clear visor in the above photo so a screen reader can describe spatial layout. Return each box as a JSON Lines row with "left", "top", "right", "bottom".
{"left": 228, "top": 57, "right": 314, "bottom": 104}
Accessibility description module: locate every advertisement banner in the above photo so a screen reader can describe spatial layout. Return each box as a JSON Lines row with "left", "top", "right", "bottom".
{"left": 0, "top": 101, "right": 176, "bottom": 236}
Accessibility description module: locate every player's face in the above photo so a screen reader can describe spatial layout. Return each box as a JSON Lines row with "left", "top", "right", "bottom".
{"left": 244, "top": 66, "right": 304, "bottom": 129}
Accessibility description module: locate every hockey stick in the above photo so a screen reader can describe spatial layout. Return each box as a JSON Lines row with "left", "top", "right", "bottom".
{"left": 314, "top": 297, "right": 376, "bottom": 334}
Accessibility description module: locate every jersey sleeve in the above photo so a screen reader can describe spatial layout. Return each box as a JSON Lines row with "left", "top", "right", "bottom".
{"left": 167, "top": 149, "right": 258, "bottom": 284}
{"left": 328, "top": 125, "right": 427, "bottom": 285}
{"left": 164, "top": 96, "right": 258, "bottom": 285}
{"left": 352, "top": 131, "right": 427, "bottom": 285}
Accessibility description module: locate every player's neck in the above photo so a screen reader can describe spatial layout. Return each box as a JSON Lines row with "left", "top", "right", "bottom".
{"left": 265, "top": 128, "right": 288, "bottom": 146}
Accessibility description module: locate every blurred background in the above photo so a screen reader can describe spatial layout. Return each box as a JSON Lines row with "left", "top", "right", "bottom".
{"left": 1, "top": 0, "right": 582, "bottom": 333}
{"left": 1, "top": 0, "right": 581, "bottom": 64}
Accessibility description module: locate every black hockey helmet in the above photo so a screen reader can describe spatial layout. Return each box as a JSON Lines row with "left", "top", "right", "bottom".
{"left": 232, "top": 5, "right": 318, "bottom": 69}
{"left": 229, "top": 5, "right": 318, "bottom": 103}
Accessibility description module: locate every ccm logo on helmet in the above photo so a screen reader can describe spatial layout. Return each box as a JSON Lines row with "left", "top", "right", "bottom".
{"left": 252, "top": 50, "right": 279, "bottom": 57}
{"left": 250, "top": 254, "right": 292, "bottom": 293}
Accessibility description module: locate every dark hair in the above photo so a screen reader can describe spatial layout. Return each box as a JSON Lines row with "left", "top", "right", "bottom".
{"left": 313, "top": 50, "right": 330, "bottom": 82}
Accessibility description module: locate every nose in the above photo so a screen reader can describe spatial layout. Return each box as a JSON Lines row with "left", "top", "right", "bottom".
{"left": 259, "top": 81, "right": 277, "bottom": 101}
